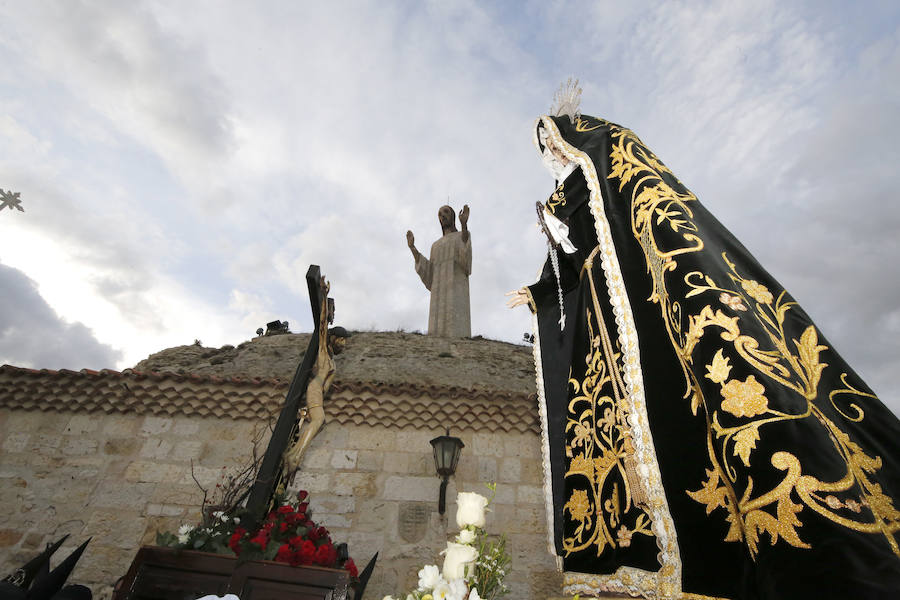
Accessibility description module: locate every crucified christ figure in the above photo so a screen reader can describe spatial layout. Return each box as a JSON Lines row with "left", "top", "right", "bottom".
{"left": 282, "top": 277, "right": 348, "bottom": 480}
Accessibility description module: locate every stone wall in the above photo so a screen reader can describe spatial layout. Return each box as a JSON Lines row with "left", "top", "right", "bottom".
{"left": 294, "top": 423, "right": 562, "bottom": 600}
{"left": 0, "top": 406, "right": 562, "bottom": 600}
{"left": 0, "top": 408, "right": 266, "bottom": 598}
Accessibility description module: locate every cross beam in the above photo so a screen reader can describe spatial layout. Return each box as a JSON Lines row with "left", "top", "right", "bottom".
{"left": 244, "top": 264, "right": 324, "bottom": 524}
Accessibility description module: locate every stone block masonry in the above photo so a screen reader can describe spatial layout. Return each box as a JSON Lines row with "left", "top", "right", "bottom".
{"left": 0, "top": 409, "right": 270, "bottom": 599}
{"left": 0, "top": 390, "right": 559, "bottom": 600}
{"left": 290, "top": 424, "right": 560, "bottom": 600}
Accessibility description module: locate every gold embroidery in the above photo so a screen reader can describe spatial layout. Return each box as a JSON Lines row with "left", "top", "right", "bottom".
{"left": 720, "top": 375, "right": 769, "bottom": 418}
{"left": 601, "top": 122, "right": 900, "bottom": 560}
{"left": 741, "top": 279, "right": 773, "bottom": 304}
{"left": 828, "top": 372, "right": 871, "bottom": 422}
{"left": 565, "top": 489, "right": 592, "bottom": 524}
{"left": 561, "top": 293, "right": 654, "bottom": 556}
{"left": 704, "top": 349, "right": 732, "bottom": 384}
{"left": 538, "top": 115, "right": 682, "bottom": 598}
{"left": 574, "top": 116, "right": 604, "bottom": 132}
{"left": 719, "top": 292, "right": 747, "bottom": 312}
{"left": 564, "top": 570, "right": 732, "bottom": 600}
{"left": 547, "top": 183, "right": 566, "bottom": 214}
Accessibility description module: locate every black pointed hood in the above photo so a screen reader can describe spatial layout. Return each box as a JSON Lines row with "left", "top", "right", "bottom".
{"left": 1, "top": 535, "right": 69, "bottom": 589}
{"left": 26, "top": 538, "right": 90, "bottom": 600}
{"left": 353, "top": 552, "right": 378, "bottom": 600}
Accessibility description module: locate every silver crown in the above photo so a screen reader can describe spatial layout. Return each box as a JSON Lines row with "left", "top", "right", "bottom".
{"left": 550, "top": 77, "right": 582, "bottom": 124}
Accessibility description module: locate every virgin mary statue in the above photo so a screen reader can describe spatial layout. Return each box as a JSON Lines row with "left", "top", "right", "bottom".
{"left": 509, "top": 81, "right": 900, "bottom": 599}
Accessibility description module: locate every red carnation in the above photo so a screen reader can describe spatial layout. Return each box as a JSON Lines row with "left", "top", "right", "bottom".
{"left": 298, "top": 540, "right": 316, "bottom": 565}
{"left": 298, "top": 490, "right": 309, "bottom": 501}
{"left": 275, "top": 543, "right": 293, "bottom": 563}
{"left": 288, "top": 550, "right": 302, "bottom": 567}
{"left": 297, "top": 502, "right": 309, "bottom": 513}
{"left": 228, "top": 527, "right": 247, "bottom": 555}
{"left": 277, "top": 505, "right": 294, "bottom": 514}
{"left": 314, "top": 542, "right": 336, "bottom": 567}
{"left": 279, "top": 522, "right": 290, "bottom": 533}
{"left": 344, "top": 558, "right": 358, "bottom": 578}
{"left": 249, "top": 530, "right": 269, "bottom": 549}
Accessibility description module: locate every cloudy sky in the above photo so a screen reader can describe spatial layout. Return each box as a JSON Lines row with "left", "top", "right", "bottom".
{"left": 1, "top": 1, "right": 898, "bottom": 411}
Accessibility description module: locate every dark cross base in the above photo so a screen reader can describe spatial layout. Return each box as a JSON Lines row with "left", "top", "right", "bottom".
{"left": 244, "top": 264, "right": 325, "bottom": 529}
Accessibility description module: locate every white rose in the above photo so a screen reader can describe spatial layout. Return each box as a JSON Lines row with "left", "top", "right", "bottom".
{"left": 456, "top": 529, "right": 476, "bottom": 545}
{"left": 456, "top": 492, "right": 489, "bottom": 529}
{"left": 442, "top": 542, "right": 478, "bottom": 580}
{"left": 418, "top": 564, "right": 443, "bottom": 591}
{"left": 432, "top": 580, "right": 451, "bottom": 600}
{"left": 382, "top": 596, "right": 396, "bottom": 600}
{"left": 468, "top": 588, "right": 482, "bottom": 600}
{"left": 447, "top": 578, "right": 468, "bottom": 600}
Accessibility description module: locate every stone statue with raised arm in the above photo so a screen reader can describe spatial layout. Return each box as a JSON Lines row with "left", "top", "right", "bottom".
{"left": 406, "top": 204, "right": 472, "bottom": 338}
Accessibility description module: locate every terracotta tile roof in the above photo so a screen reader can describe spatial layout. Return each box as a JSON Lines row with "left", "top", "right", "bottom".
{"left": 0, "top": 365, "right": 539, "bottom": 434}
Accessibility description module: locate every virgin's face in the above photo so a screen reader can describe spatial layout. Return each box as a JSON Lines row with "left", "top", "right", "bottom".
{"left": 544, "top": 136, "right": 569, "bottom": 166}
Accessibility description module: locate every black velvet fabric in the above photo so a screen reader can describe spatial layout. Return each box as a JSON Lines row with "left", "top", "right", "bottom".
{"left": 528, "top": 114, "right": 900, "bottom": 599}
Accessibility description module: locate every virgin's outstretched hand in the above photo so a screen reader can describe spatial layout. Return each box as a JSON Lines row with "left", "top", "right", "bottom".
{"left": 505, "top": 288, "right": 529, "bottom": 309}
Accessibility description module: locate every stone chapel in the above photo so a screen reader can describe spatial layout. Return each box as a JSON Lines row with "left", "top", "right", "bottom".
{"left": 0, "top": 331, "right": 561, "bottom": 600}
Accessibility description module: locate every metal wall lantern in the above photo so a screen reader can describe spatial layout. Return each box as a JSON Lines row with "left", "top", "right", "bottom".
{"left": 430, "top": 430, "right": 464, "bottom": 514}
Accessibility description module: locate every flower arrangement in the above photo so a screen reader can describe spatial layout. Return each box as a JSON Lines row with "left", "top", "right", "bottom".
{"left": 156, "top": 490, "right": 358, "bottom": 578}
{"left": 386, "top": 484, "right": 510, "bottom": 600}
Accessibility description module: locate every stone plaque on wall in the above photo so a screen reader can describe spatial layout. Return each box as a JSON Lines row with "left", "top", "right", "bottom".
{"left": 398, "top": 502, "right": 430, "bottom": 543}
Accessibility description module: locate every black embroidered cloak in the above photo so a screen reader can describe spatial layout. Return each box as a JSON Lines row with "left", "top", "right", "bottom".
{"left": 527, "top": 114, "right": 900, "bottom": 599}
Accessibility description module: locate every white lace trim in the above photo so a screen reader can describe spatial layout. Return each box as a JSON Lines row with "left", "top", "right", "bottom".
{"left": 539, "top": 116, "right": 682, "bottom": 598}
{"left": 531, "top": 310, "right": 558, "bottom": 557}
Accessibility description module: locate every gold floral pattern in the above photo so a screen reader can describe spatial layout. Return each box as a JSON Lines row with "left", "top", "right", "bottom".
{"left": 561, "top": 293, "right": 655, "bottom": 557}
{"left": 566, "top": 489, "right": 592, "bottom": 523}
{"left": 720, "top": 375, "right": 769, "bottom": 418}
{"left": 719, "top": 293, "right": 747, "bottom": 312}
{"left": 740, "top": 279, "right": 773, "bottom": 304}
{"left": 617, "top": 525, "right": 633, "bottom": 547}
{"left": 705, "top": 349, "right": 732, "bottom": 384}
{"left": 601, "top": 120, "right": 900, "bottom": 561}
{"left": 547, "top": 183, "right": 566, "bottom": 214}
{"left": 537, "top": 114, "right": 682, "bottom": 598}
{"left": 534, "top": 113, "right": 900, "bottom": 600}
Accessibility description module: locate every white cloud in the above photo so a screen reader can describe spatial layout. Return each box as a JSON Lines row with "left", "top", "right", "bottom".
{"left": 0, "top": 1, "right": 896, "bottom": 414}
{"left": 0, "top": 261, "right": 121, "bottom": 369}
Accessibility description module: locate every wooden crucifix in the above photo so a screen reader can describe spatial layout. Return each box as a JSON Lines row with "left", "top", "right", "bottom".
{"left": 244, "top": 265, "right": 328, "bottom": 525}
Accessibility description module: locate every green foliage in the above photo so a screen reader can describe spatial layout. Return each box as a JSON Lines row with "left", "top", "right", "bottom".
{"left": 470, "top": 533, "right": 510, "bottom": 600}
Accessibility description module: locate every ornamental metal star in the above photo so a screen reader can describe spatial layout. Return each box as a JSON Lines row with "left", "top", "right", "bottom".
{"left": 0, "top": 188, "right": 24, "bottom": 212}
